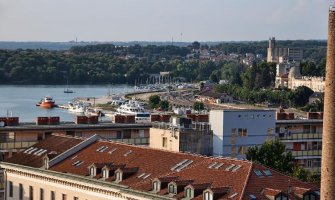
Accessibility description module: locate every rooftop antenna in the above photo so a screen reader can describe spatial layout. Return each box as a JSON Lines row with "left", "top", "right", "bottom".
{"left": 180, "top": 33, "right": 183, "bottom": 42}
{"left": 76, "top": 37, "right": 78, "bottom": 43}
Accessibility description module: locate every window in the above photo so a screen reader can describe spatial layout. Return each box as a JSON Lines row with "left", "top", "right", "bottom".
{"left": 204, "top": 191, "right": 213, "bottom": 200}
{"left": 238, "top": 128, "right": 248, "bottom": 137}
{"left": 90, "top": 167, "right": 96, "bottom": 176}
{"left": 275, "top": 195, "right": 288, "bottom": 200}
{"left": 303, "top": 193, "right": 318, "bottom": 200}
{"left": 29, "top": 186, "right": 33, "bottom": 200}
{"left": 62, "top": 194, "right": 67, "bottom": 200}
{"left": 185, "top": 188, "right": 194, "bottom": 198}
{"left": 238, "top": 146, "right": 248, "bottom": 155}
{"left": 40, "top": 188, "right": 44, "bottom": 200}
{"left": 162, "top": 137, "right": 167, "bottom": 148}
{"left": 19, "top": 183, "right": 23, "bottom": 200}
{"left": 152, "top": 181, "right": 159, "bottom": 192}
{"left": 139, "top": 130, "right": 145, "bottom": 138}
{"left": 123, "top": 130, "right": 131, "bottom": 139}
{"left": 116, "top": 131, "right": 122, "bottom": 139}
{"left": 102, "top": 169, "right": 109, "bottom": 179}
{"left": 73, "top": 197, "right": 79, "bottom": 200}
{"left": 115, "top": 172, "right": 122, "bottom": 182}
{"left": 168, "top": 184, "right": 177, "bottom": 194}
{"left": 51, "top": 191, "right": 55, "bottom": 200}
{"left": 9, "top": 181, "right": 13, "bottom": 197}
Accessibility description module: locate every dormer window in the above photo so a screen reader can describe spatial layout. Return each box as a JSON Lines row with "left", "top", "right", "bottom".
{"left": 168, "top": 183, "right": 177, "bottom": 194}
{"left": 185, "top": 187, "right": 194, "bottom": 199}
{"left": 102, "top": 168, "right": 109, "bottom": 179}
{"left": 204, "top": 191, "right": 213, "bottom": 200}
{"left": 44, "top": 157, "right": 49, "bottom": 169}
{"left": 115, "top": 171, "right": 122, "bottom": 183}
{"left": 303, "top": 192, "right": 319, "bottom": 200}
{"left": 152, "top": 181, "right": 160, "bottom": 192}
{"left": 90, "top": 166, "right": 96, "bottom": 177}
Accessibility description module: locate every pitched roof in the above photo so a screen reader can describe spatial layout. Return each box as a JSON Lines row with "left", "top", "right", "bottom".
{"left": 4, "top": 134, "right": 83, "bottom": 168}
{"left": 5, "top": 135, "right": 319, "bottom": 200}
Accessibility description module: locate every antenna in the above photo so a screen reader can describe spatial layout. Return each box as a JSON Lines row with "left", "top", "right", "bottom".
{"left": 180, "top": 33, "right": 183, "bottom": 42}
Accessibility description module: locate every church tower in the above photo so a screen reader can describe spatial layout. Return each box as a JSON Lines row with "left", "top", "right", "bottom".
{"left": 267, "top": 37, "right": 276, "bottom": 62}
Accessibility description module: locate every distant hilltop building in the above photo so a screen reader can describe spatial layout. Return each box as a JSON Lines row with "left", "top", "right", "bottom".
{"left": 270, "top": 37, "right": 325, "bottom": 92}
{"left": 267, "top": 37, "right": 303, "bottom": 63}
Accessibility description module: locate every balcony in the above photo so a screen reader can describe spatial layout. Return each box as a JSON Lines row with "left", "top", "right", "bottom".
{"left": 278, "top": 132, "right": 322, "bottom": 141}
{"left": 112, "top": 138, "right": 149, "bottom": 145}
{"left": 0, "top": 141, "right": 38, "bottom": 150}
{"left": 291, "top": 149, "right": 322, "bottom": 158}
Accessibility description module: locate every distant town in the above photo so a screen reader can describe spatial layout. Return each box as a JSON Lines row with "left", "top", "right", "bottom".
{"left": 1, "top": 3, "right": 334, "bottom": 200}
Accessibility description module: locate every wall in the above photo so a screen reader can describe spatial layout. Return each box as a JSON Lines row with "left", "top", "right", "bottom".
{"left": 210, "top": 110, "right": 276, "bottom": 158}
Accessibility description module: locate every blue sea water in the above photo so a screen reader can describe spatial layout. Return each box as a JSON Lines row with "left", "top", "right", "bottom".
{"left": 0, "top": 85, "right": 133, "bottom": 122}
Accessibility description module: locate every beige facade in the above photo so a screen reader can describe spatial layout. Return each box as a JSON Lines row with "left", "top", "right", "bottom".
{"left": 150, "top": 122, "right": 213, "bottom": 156}
{"left": 267, "top": 37, "right": 303, "bottom": 63}
{"left": 4, "top": 163, "right": 156, "bottom": 200}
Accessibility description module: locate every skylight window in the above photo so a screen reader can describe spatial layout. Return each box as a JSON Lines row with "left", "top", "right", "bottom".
{"left": 36, "top": 149, "right": 47, "bottom": 156}
{"left": 231, "top": 165, "right": 242, "bottom": 172}
{"left": 24, "top": 147, "right": 34, "bottom": 153}
{"left": 208, "top": 162, "right": 218, "bottom": 169}
{"left": 229, "top": 193, "right": 238, "bottom": 199}
{"left": 263, "top": 169, "right": 272, "bottom": 176}
{"left": 214, "top": 163, "right": 224, "bottom": 169}
{"left": 27, "top": 148, "right": 38, "bottom": 154}
{"left": 33, "top": 149, "right": 44, "bottom": 155}
{"left": 175, "top": 160, "right": 193, "bottom": 172}
{"left": 137, "top": 173, "right": 146, "bottom": 178}
{"left": 72, "top": 161, "right": 84, "bottom": 167}
{"left": 171, "top": 159, "right": 189, "bottom": 171}
{"left": 143, "top": 174, "right": 151, "bottom": 179}
{"left": 225, "top": 164, "right": 236, "bottom": 171}
{"left": 253, "top": 169, "right": 263, "bottom": 177}
{"left": 123, "top": 150, "right": 132, "bottom": 156}
{"left": 108, "top": 148, "right": 117, "bottom": 154}
{"left": 96, "top": 146, "right": 108, "bottom": 152}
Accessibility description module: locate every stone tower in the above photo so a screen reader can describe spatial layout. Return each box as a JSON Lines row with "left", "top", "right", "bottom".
{"left": 267, "top": 37, "right": 276, "bottom": 62}
{"left": 321, "top": 5, "right": 335, "bottom": 200}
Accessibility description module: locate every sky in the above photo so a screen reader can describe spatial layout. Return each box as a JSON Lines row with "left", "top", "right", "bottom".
{"left": 0, "top": 0, "right": 332, "bottom": 42}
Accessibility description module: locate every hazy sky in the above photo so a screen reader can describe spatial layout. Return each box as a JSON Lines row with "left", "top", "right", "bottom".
{"left": 0, "top": 0, "right": 332, "bottom": 42}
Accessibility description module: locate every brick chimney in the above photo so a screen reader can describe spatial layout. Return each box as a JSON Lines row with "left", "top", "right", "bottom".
{"left": 321, "top": 5, "right": 335, "bottom": 200}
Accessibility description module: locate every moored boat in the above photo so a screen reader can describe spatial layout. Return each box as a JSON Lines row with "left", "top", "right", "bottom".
{"left": 38, "top": 96, "right": 55, "bottom": 109}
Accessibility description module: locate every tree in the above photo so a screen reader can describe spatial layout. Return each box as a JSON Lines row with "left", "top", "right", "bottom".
{"left": 148, "top": 95, "right": 161, "bottom": 109}
{"left": 246, "top": 139, "right": 294, "bottom": 174}
{"left": 289, "top": 86, "right": 314, "bottom": 107}
{"left": 159, "top": 100, "right": 169, "bottom": 111}
{"left": 193, "top": 102, "right": 204, "bottom": 111}
{"left": 292, "top": 166, "right": 320, "bottom": 183}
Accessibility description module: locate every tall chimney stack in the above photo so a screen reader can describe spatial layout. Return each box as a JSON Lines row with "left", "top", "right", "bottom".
{"left": 321, "top": 5, "right": 335, "bottom": 200}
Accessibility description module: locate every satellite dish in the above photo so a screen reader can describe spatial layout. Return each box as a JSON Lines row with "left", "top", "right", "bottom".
{"left": 0, "top": 121, "right": 5, "bottom": 127}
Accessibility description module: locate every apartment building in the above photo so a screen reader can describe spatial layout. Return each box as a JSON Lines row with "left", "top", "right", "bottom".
{"left": 276, "top": 112, "right": 323, "bottom": 172}
{"left": 210, "top": 110, "right": 276, "bottom": 158}
{"left": 1, "top": 134, "right": 319, "bottom": 200}
{"left": 150, "top": 116, "right": 212, "bottom": 155}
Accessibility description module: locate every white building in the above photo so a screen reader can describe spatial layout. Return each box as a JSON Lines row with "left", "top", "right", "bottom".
{"left": 210, "top": 110, "right": 276, "bottom": 158}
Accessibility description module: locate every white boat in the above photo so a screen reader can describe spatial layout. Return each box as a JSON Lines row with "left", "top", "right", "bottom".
{"left": 116, "top": 98, "right": 150, "bottom": 123}
{"left": 68, "top": 102, "right": 86, "bottom": 113}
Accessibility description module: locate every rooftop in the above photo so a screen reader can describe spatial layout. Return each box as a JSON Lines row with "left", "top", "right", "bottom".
{"left": 4, "top": 135, "right": 319, "bottom": 200}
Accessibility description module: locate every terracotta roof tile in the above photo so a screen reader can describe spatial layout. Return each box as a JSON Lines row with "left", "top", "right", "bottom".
{"left": 4, "top": 135, "right": 83, "bottom": 168}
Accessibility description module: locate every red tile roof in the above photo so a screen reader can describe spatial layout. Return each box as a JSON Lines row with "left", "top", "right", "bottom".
{"left": 5, "top": 135, "right": 319, "bottom": 200}
{"left": 4, "top": 134, "right": 83, "bottom": 168}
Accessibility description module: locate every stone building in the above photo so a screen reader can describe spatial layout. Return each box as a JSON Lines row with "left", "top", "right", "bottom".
{"left": 1, "top": 134, "right": 320, "bottom": 200}
{"left": 267, "top": 37, "right": 303, "bottom": 63}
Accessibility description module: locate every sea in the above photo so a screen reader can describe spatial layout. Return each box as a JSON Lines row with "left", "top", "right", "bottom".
{"left": 0, "top": 85, "right": 134, "bottom": 122}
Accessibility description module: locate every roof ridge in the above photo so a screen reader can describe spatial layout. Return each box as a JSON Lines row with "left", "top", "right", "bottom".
{"left": 240, "top": 162, "right": 254, "bottom": 200}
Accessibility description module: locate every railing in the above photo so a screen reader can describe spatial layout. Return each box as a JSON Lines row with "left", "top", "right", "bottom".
{"left": 0, "top": 141, "right": 38, "bottom": 150}
{"left": 112, "top": 138, "right": 149, "bottom": 145}
{"left": 278, "top": 132, "right": 322, "bottom": 141}
{"left": 291, "top": 149, "right": 322, "bottom": 157}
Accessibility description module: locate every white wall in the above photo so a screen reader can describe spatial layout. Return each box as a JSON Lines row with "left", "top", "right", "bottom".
{"left": 210, "top": 110, "right": 276, "bottom": 158}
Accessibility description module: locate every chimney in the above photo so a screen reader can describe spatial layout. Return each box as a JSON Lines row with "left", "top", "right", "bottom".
{"left": 321, "top": 5, "right": 335, "bottom": 200}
